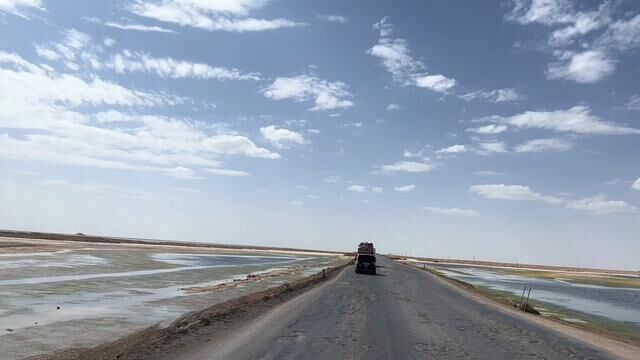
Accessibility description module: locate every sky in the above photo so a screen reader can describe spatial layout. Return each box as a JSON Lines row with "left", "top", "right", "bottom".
{"left": 1, "top": 0, "right": 639, "bottom": 269}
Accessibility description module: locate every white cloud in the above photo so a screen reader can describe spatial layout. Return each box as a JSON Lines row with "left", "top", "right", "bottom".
{"left": 394, "top": 184, "right": 415, "bottom": 192}
{"left": 347, "top": 185, "right": 382, "bottom": 193}
{"left": 0, "top": 0, "right": 42, "bottom": 18}
{"left": 514, "top": 138, "right": 574, "bottom": 152}
{"left": 367, "top": 17, "right": 455, "bottom": 93}
{"left": 368, "top": 19, "right": 420, "bottom": 83}
{"left": 549, "top": 6, "right": 613, "bottom": 46}
{"left": 547, "top": 50, "right": 615, "bottom": 83}
{"left": 566, "top": 196, "right": 638, "bottom": 215}
{"left": 107, "top": 50, "right": 260, "bottom": 80}
{"left": 414, "top": 74, "right": 456, "bottom": 93}
{"left": 262, "top": 75, "right": 353, "bottom": 111}
{"left": 436, "top": 144, "right": 467, "bottom": 154}
{"left": 402, "top": 149, "right": 424, "bottom": 158}
{"left": 595, "top": 14, "right": 640, "bottom": 51}
{"left": 1, "top": 51, "right": 178, "bottom": 108}
{"left": 347, "top": 185, "right": 367, "bottom": 193}
{"left": 377, "top": 161, "right": 436, "bottom": 174}
{"left": 469, "top": 184, "right": 564, "bottom": 204}
{"left": 626, "top": 95, "right": 640, "bottom": 111}
{"left": 324, "top": 175, "right": 342, "bottom": 183}
{"left": 489, "top": 105, "right": 640, "bottom": 135}
{"left": 341, "top": 122, "right": 363, "bottom": 128}
{"left": 632, "top": 178, "right": 640, "bottom": 191}
{"left": 466, "top": 124, "right": 508, "bottom": 135}
{"left": 506, "top": 0, "right": 613, "bottom": 45}
{"left": 422, "top": 206, "right": 480, "bottom": 217}
{"left": 460, "top": 88, "right": 524, "bottom": 103}
{"left": 0, "top": 52, "right": 279, "bottom": 179}
{"left": 386, "top": 103, "right": 402, "bottom": 111}
{"left": 283, "top": 119, "right": 308, "bottom": 127}
{"left": 163, "top": 166, "right": 202, "bottom": 179}
{"left": 204, "top": 168, "right": 251, "bottom": 177}
{"left": 474, "top": 170, "right": 505, "bottom": 177}
{"left": 42, "top": 179, "right": 113, "bottom": 192}
{"left": 476, "top": 142, "right": 507, "bottom": 154}
{"left": 33, "top": 29, "right": 98, "bottom": 71}
{"left": 35, "top": 46, "right": 61, "bottom": 61}
{"left": 290, "top": 200, "right": 304, "bottom": 206}
{"left": 203, "top": 135, "right": 280, "bottom": 159}
{"left": 307, "top": 129, "right": 321, "bottom": 134}
{"left": 127, "top": 0, "right": 305, "bottom": 32}
{"left": 506, "top": 1, "right": 640, "bottom": 83}
{"left": 84, "top": 17, "right": 177, "bottom": 33}
{"left": 260, "top": 125, "right": 308, "bottom": 148}
{"left": 472, "top": 181, "right": 640, "bottom": 215}
{"left": 317, "top": 15, "right": 347, "bottom": 23}
{"left": 506, "top": 0, "right": 576, "bottom": 25}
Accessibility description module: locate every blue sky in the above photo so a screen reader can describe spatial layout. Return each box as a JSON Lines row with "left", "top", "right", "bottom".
{"left": 1, "top": 0, "right": 639, "bottom": 269}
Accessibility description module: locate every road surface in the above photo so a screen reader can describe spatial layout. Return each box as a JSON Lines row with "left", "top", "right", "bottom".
{"left": 179, "top": 256, "right": 617, "bottom": 360}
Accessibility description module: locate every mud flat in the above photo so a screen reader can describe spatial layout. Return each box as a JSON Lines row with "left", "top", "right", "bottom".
{"left": 25, "top": 260, "right": 351, "bottom": 360}
{"left": 0, "top": 237, "right": 347, "bottom": 360}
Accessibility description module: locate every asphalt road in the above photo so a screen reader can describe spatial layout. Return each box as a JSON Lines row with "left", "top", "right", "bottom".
{"left": 179, "top": 256, "right": 614, "bottom": 360}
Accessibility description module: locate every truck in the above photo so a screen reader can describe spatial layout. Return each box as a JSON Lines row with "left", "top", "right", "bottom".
{"left": 355, "top": 242, "right": 376, "bottom": 275}
{"left": 355, "top": 254, "right": 376, "bottom": 275}
{"left": 357, "top": 242, "right": 375, "bottom": 255}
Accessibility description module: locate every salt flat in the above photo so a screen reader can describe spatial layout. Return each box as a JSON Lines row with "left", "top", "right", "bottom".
{"left": 0, "top": 238, "right": 342, "bottom": 360}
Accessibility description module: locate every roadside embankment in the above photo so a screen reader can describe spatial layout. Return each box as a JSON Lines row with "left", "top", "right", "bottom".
{"left": 26, "top": 259, "right": 352, "bottom": 360}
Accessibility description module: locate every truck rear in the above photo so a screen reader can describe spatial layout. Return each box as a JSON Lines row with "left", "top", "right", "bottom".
{"left": 355, "top": 254, "right": 376, "bottom": 275}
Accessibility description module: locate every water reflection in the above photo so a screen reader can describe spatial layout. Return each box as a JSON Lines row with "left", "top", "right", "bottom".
{"left": 432, "top": 264, "right": 640, "bottom": 328}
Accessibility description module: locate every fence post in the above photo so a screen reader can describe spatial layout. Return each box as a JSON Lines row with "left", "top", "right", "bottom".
{"left": 520, "top": 285, "right": 527, "bottom": 310}
{"left": 525, "top": 287, "right": 532, "bottom": 310}
{"left": 322, "top": 269, "right": 326, "bottom": 279}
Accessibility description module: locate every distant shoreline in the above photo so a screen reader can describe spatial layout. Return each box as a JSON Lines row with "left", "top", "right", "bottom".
{"left": 1, "top": 229, "right": 636, "bottom": 274}
{"left": 388, "top": 255, "right": 640, "bottom": 276}
{"left": 0, "top": 229, "right": 345, "bottom": 256}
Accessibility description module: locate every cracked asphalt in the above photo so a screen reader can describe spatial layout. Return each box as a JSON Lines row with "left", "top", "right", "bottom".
{"left": 178, "top": 256, "right": 614, "bottom": 360}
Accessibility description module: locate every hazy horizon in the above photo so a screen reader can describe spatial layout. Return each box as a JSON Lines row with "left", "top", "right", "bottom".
{"left": 1, "top": 0, "right": 639, "bottom": 270}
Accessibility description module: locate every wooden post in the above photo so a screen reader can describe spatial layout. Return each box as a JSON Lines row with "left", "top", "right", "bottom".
{"left": 520, "top": 285, "right": 527, "bottom": 310}
{"left": 525, "top": 287, "right": 532, "bottom": 310}
{"left": 322, "top": 269, "right": 326, "bottom": 279}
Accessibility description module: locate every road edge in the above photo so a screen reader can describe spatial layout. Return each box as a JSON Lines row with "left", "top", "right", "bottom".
{"left": 394, "top": 258, "right": 640, "bottom": 360}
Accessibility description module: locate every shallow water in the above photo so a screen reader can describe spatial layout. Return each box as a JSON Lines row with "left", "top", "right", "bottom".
{"left": 0, "top": 247, "right": 335, "bottom": 359}
{"left": 431, "top": 264, "right": 640, "bottom": 329}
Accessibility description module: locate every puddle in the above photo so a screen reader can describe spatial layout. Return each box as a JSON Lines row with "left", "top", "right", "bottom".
{"left": 430, "top": 264, "right": 640, "bottom": 328}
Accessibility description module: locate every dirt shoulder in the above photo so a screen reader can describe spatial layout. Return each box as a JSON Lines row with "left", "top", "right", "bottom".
{"left": 396, "top": 259, "right": 640, "bottom": 360}
{"left": 26, "top": 261, "right": 351, "bottom": 360}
